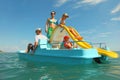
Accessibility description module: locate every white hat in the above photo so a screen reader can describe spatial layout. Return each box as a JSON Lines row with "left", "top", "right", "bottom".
{"left": 63, "top": 13, "right": 69, "bottom": 17}
{"left": 35, "top": 28, "right": 42, "bottom": 32}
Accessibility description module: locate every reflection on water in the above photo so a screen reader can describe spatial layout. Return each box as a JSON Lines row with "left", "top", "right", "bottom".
{"left": 0, "top": 52, "right": 120, "bottom": 80}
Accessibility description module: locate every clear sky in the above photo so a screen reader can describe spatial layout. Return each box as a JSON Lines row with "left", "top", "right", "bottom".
{"left": 0, "top": 0, "right": 120, "bottom": 52}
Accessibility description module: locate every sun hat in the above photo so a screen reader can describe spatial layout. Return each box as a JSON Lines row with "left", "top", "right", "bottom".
{"left": 63, "top": 13, "right": 69, "bottom": 18}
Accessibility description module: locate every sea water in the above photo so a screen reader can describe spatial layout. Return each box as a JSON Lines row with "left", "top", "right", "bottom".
{"left": 0, "top": 52, "right": 120, "bottom": 80}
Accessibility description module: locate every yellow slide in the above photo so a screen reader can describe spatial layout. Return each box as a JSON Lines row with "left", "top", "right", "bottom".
{"left": 61, "top": 25, "right": 118, "bottom": 58}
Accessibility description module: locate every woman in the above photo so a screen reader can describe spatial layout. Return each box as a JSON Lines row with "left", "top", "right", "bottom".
{"left": 45, "top": 11, "right": 58, "bottom": 39}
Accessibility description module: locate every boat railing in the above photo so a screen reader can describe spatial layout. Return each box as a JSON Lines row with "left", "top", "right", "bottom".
{"left": 90, "top": 42, "right": 107, "bottom": 49}
{"left": 48, "top": 40, "right": 87, "bottom": 49}
{"left": 49, "top": 40, "right": 86, "bottom": 44}
{"left": 48, "top": 41, "right": 107, "bottom": 49}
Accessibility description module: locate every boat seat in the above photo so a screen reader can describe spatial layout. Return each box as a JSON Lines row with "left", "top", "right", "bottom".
{"left": 39, "top": 39, "right": 48, "bottom": 49}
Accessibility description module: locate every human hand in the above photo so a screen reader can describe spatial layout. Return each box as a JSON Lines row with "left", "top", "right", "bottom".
{"left": 45, "top": 29, "right": 48, "bottom": 33}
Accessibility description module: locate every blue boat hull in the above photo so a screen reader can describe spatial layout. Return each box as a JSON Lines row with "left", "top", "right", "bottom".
{"left": 18, "top": 53, "right": 94, "bottom": 65}
{"left": 18, "top": 48, "right": 102, "bottom": 65}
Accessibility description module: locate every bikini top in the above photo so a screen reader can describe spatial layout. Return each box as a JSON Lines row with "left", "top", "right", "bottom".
{"left": 48, "top": 19, "right": 58, "bottom": 25}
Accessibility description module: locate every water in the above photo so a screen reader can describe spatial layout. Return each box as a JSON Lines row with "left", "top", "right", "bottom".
{"left": 0, "top": 52, "right": 120, "bottom": 80}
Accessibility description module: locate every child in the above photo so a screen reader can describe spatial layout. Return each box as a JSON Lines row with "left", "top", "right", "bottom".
{"left": 26, "top": 43, "right": 34, "bottom": 53}
{"left": 63, "top": 36, "right": 72, "bottom": 49}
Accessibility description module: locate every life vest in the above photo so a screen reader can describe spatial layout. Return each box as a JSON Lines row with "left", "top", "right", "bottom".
{"left": 64, "top": 41, "right": 72, "bottom": 49}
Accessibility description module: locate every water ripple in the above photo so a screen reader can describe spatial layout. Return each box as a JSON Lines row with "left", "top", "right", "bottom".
{"left": 0, "top": 52, "right": 120, "bottom": 80}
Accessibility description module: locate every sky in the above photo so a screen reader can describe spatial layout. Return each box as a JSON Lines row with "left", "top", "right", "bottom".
{"left": 0, "top": 0, "right": 120, "bottom": 52}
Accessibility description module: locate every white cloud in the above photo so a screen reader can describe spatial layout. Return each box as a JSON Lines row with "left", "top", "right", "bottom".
{"left": 100, "top": 32, "right": 111, "bottom": 35}
{"left": 53, "top": 0, "right": 106, "bottom": 8}
{"left": 98, "top": 32, "right": 111, "bottom": 38}
{"left": 81, "top": 0, "right": 106, "bottom": 5}
{"left": 80, "top": 30, "right": 96, "bottom": 34}
{"left": 111, "top": 17, "right": 120, "bottom": 21}
{"left": 54, "top": 0, "right": 68, "bottom": 7}
{"left": 111, "top": 3, "right": 120, "bottom": 14}
{"left": 74, "top": 0, "right": 106, "bottom": 8}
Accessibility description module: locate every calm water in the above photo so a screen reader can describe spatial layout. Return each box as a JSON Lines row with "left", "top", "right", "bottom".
{"left": 0, "top": 52, "right": 120, "bottom": 80}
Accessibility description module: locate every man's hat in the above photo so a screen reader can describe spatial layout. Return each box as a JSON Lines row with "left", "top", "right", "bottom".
{"left": 63, "top": 13, "right": 69, "bottom": 18}
{"left": 35, "top": 28, "right": 42, "bottom": 32}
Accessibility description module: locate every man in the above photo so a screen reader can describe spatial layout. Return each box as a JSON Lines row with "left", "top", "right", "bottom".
{"left": 59, "top": 13, "right": 69, "bottom": 26}
{"left": 34, "top": 28, "right": 48, "bottom": 48}
{"left": 26, "top": 28, "right": 48, "bottom": 53}
{"left": 59, "top": 13, "right": 83, "bottom": 41}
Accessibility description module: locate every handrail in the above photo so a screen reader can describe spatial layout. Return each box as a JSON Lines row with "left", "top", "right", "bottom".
{"left": 49, "top": 40, "right": 87, "bottom": 45}
{"left": 49, "top": 41, "right": 107, "bottom": 49}
{"left": 90, "top": 42, "right": 107, "bottom": 49}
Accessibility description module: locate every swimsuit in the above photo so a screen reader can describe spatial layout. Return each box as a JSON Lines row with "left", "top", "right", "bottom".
{"left": 47, "top": 19, "right": 58, "bottom": 38}
{"left": 47, "top": 27, "right": 54, "bottom": 39}
{"left": 49, "top": 19, "right": 58, "bottom": 25}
